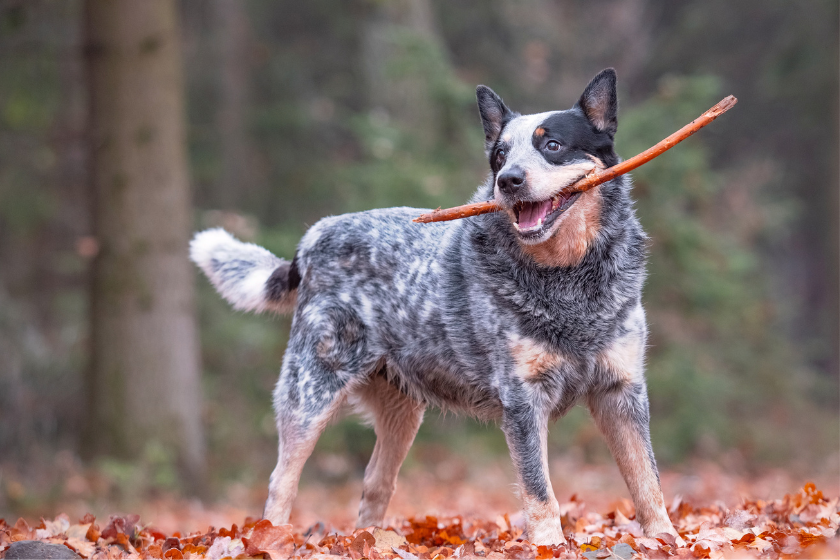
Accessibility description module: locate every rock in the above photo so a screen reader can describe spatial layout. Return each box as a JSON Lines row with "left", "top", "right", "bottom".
{"left": 4, "top": 541, "right": 81, "bottom": 559}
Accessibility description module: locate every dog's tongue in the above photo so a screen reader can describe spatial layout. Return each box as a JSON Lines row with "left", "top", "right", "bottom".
{"left": 518, "top": 200, "right": 553, "bottom": 229}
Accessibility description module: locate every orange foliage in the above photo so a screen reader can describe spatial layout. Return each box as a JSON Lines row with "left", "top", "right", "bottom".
{"left": 0, "top": 484, "right": 837, "bottom": 559}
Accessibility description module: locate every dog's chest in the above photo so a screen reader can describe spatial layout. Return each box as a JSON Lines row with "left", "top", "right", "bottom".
{"left": 485, "top": 271, "right": 625, "bottom": 358}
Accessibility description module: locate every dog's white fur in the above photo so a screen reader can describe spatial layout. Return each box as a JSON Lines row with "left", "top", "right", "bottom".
{"left": 190, "top": 228, "right": 293, "bottom": 314}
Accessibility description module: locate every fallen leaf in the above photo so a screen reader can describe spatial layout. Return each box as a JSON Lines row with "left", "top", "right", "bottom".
{"left": 373, "top": 527, "right": 407, "bottom": 551}
{"left": 36, "top": 514, "right": 70, "bottom": 539}
{"left": 242, "top": 520, "right": 295, "bottom": 558}
{"left": 65, "top": 537, "right": 96, "bottom": 557}
{"left": 101, "top": 514, "right": 140, "bottom": 542}
{"left": 611, "top": 542, "right": 635, "bottom": 559}
{"left": 349, "top": 530, "right": 375, "bottom": 559}
{"left": 163, "top": 548, "right": 183, "bottom": 559}
{"left": 66, "top": 523, "right": 91, "bottom": 541}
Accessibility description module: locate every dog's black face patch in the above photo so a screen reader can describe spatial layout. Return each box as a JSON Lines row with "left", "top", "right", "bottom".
{"left": 532, "top": 110, "right": 619, "bottom": 169}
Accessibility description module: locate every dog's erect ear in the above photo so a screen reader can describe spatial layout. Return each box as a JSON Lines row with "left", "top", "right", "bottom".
{"left": 476, "top": 85, "right": 514, "bottom": 152}
{"left": 575, "top": 68, "right": 618, "bottom": 137}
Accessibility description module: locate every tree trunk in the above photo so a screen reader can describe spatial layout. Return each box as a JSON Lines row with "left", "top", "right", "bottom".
{"left": 83, "top": 0, "right": 205, "bottom": 487}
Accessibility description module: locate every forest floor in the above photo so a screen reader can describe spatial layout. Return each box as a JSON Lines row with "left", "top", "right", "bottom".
{"left": 1, "top": 452, "right": 838, "bottom": 558}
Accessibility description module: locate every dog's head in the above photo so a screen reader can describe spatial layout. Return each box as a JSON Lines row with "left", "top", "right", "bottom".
{"left": 476, "top": 69, "right": 620, "bottom": 263}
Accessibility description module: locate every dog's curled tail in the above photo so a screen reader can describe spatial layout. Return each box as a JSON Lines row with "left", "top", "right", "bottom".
{"left": 190, "top": 228, "right": 298, "bottom": 315}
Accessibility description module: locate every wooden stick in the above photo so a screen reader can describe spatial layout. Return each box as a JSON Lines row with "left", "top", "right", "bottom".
{"left": 413, "top": 95, "right": 737, "bottom": 224}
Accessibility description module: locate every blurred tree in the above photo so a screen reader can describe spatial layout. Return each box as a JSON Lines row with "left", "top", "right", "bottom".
{"left": 640, "top": 0, "right": 840, "bottom": 379}
{"left": 363, "top": 0, "right": 440, "bottom": 146}
{"left": 82, "top": 0, "right": 205, "bottom": 488}
{"left": 213, "top": 0, "right": 253, "bottom": 209}
{"left": 0, "top": 0, "right": 88, "bottom": 464}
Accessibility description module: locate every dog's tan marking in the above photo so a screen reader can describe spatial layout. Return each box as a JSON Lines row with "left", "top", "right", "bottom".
{"left": 521, "top": 187, "right": 602, "bottom": 268}
{"left": 508, "top": 335, "right": 563, "bottom": 379}
{"left": 534, "top": 127, "right": 546, "bottom": 137}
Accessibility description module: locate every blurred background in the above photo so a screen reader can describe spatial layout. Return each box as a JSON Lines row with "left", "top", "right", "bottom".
{"left": 0, "top": 0, "right": 837, "bottom": 528}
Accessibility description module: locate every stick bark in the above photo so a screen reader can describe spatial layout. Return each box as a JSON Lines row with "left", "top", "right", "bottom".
{"left": 413, "top": 95, "right": 737, "bottom": 224}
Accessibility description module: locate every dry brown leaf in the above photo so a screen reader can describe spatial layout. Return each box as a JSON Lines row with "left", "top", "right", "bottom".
{"left": 372, "top": 527, "right": 407, "bottom": 551}
{"left": 241, "top": 519, "right": 295, "bottom": 558}
{"left": 1, "top": 483, "right": 838, "bottom": 559}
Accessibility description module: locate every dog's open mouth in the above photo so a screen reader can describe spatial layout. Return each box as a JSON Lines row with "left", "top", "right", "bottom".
{"left": 513, "top": 191, "right": 581, "bottom": 237}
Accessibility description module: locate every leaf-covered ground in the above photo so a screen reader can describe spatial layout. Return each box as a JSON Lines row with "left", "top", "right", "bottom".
{"left": 1, "top": 483, "right": 837, "bottom": 559}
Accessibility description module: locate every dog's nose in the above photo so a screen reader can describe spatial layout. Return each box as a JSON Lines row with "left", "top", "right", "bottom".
{"left": 497, "top": 167, "right": 526, "bottom": 195}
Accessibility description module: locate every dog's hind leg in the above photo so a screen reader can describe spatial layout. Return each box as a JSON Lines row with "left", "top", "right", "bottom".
{"left": 264, "top": 301, "right": 373, "bottom": 524}
{"left": 355, "top": 373, "right": 425, "bottom": 528}
{"left": 501, "top": 395, "right": 566, "bottom": 546}
{"left": 263, "top": 355, "right": 347, "bottom": 525}
{"left": 586, "top": 382, "right": 676, "bottom": 538}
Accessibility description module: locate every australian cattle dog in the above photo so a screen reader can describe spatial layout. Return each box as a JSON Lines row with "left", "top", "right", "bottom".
{"left": 191, "top": 68, "right": 678, "bottom": 545}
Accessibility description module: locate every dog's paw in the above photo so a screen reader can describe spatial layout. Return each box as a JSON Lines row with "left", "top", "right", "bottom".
{"left": 527, "top": 520, "right": 566, "bottom": 547}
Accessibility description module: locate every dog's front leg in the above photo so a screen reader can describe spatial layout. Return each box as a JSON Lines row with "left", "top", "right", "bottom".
{"left": 501, "top": 402, "right": 565, "bottom": 546}
{"left": 587, "top": 384, "right": 677, "bottom": 538}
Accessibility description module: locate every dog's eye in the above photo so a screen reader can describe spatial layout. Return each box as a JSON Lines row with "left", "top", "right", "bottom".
{"left": 495, "top": 149, "right": 507, "bottom": 167}
{"left": 546, "top": 140, "right": 561, "bottom": 152}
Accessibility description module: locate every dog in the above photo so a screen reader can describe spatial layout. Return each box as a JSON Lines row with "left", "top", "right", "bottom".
{"left": 190, "top": 68, "right": 678, "bottom": 545}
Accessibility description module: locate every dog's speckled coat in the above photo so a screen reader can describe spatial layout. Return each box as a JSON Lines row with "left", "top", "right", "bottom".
{"left": 191, "top": 69, "right": 677, "bottom": 545}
